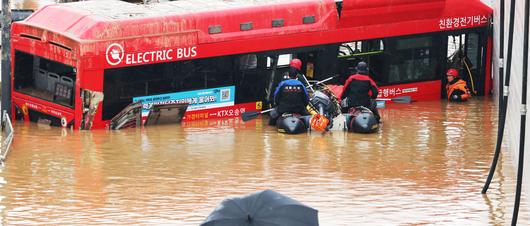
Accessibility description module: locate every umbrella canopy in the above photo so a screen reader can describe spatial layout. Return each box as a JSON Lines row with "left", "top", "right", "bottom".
{"left": 201, "top": 189, "right": 318, "bottom": 226}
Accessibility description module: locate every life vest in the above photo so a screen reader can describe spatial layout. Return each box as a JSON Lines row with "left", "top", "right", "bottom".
{"left": 446, "top": 79, "right": 471, "bottom": 101}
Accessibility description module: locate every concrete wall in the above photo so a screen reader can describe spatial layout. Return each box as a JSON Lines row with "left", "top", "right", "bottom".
{"left": 492, "top": 0, "right": 530, "bottom": 204}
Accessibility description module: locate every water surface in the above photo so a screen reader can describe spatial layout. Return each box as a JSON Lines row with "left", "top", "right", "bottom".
{"left": 0, "top": 98, "right": 527, "bottom": 225}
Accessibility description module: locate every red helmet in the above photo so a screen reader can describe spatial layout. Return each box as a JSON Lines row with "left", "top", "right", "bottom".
{"left": 446, "top": 69, "right": 459, "bottom": 77}
{"left": 290, "top": 59, "right": 302, "bottom": 70}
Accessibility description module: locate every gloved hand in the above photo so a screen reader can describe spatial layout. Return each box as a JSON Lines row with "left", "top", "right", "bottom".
{"left": 451, "top": 94, "right": 460, "bottom": 101}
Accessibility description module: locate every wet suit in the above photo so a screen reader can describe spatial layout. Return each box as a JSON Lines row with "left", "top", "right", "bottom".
{"left": 269, "top": 79, "right": 310, "bottom": 125}
{"left": 446, "top": 78, "right": 471, "bottom": 102}
{"left": 340, "top": 73, "right": 381, "bottom": 122}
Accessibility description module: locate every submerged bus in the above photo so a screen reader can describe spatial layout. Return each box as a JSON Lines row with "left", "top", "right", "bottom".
{"left": 10, "top": 0, "right": 492, "bottom": 129}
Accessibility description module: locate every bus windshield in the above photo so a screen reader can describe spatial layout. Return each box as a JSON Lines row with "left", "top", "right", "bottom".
{"left": 14, "top": 50, "right": 76, "bottom": 108}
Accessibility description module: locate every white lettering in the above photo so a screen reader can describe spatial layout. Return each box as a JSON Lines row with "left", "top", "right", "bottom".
{"left": 122, "top": 47, "right": 196, "bottom": 65}
{"left": 149, "top": 51, "right": 156, "bottom": 62}
{"left": 160, "top": 50, "right": 167, "bottom": 61}
{"left": 184, "top": 48, "right": 191, "bottom": 58}
{"left": 142, "top": 52, "right": 150, "bottom": 63}
{"left": 191, "top": 46, "right": 197, "bottom": 57}
{"left": 177, "top": 48, "right": 184, "bottom": 59}
{"left": 156, "top": 51, "right": 163, "bottom": 62}
{"left": 129, "top": 54, "right": 137, "bottom": 64}
{"left": 137, "top": 52, "right": 144, "bottom": 63}
{"left": 176, "top": 47, "right": 198, "bottom": 59}
{"left": 402, "top": 87, "right": 418, "bottom": 94}
{"left": 126, "top": 54, "right": 132, "bottom": 64}
{"left": 166, "top": 49, "right": 174, "bottom": 60}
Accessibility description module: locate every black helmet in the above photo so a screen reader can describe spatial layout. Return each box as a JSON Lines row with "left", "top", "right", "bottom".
{"left": 356, "top": 62, "right": 369, "bottom": 74}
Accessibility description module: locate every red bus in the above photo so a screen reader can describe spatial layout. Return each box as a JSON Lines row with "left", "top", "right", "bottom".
{"left": 10, "top": 0, "right": 492, "bottom": 129}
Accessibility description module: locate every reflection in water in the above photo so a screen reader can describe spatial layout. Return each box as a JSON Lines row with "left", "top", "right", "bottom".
{"left": 0, "top": 99, "right": 528, "bottom": 225}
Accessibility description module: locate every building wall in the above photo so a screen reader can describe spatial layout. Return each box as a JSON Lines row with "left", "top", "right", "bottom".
{"left": 492, "top": 0, "right": 530, "bottom": 204}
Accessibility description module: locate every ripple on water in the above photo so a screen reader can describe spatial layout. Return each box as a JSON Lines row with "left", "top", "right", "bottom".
{"left": 0, "top": 98, "right": 528, "bottom": 225}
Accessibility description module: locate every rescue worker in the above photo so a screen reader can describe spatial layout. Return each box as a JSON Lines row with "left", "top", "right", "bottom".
{"left": 339, "top": 61, "right": 381, "bottom": 122}
{"left": 269, "top": 70, "right": 311, "bottom": 125}
{"left": 282, "top": 58, "right": 310, "bottom": 87}
{"left": 445, "top": 68, "right": 471, "bottom": 102}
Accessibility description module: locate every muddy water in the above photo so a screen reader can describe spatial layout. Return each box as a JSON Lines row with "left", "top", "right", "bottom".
{"left": 0, "top": 98, "right": 527, "bottom": 225}
{"left": 3, "top": 1, "right": 517, "bottom": 225}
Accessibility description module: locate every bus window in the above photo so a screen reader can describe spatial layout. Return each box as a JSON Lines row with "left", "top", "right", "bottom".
{"left": 447, "top": 35, "right": 465, "bottom": 59}
{"left": 239, "top": 54, "right": 258, "bottom": 70}
{"left": 338, "top": 40, "right": 384, "bottom": 57}
{"left": 339, "top": 41, "right": 360, "bottom": 56}
{"left": 385, "top": 35, "right": 439, "bottom": 85}
{"left": 336, "top": 35, "right": 441, "bottom": 86}
{"left": 236, "top": 54, "right": 267, "bottom": 103}
{"left": 278, "top": 54, "right": 292, "bottom": 67}
{"left": 336, "top": 39, "right": 385, "bottom": 83}
{"left": 267, "top": 54, "right": 292, "bottom": 68}
{"left": 363, "top": 39, "right": 385, "bottom": 52}
{"left": 14, "top": 50, "right": 76, "bottom": 108}
{"left": 103, "top": 56, "right": 235, "bottom": 120}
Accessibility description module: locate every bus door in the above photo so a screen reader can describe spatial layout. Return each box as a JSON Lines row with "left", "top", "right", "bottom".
{"left": 265, "top": 53, "right": 299, "bottom": 108}
{"left": 80, "top": 89, "right": 104, "bottom": 130}
{"left": 235, "top": 54, "right": 268, "bottom": 105}
{"left": 336, "top": 40, "right": 385, "bottom": 84}
{"left": 296, "top": 45, "right": 339, "bottom": 82}
{"left": 265, "top": 54, "right": 280, "bottom": 108}
{"left": 264, "top": 46, "right": 343, "bottom": 107}
{"left": 445, "top": 30, "right": 489, "bottom": 96}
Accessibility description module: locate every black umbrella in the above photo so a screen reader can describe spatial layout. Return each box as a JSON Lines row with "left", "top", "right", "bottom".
{"left": 201, "top": 189, "right": 319, "bottom": 226}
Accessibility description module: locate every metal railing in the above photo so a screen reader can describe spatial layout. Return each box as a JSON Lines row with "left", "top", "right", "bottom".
{"left": 0, "top": 110, "right": 14, "bottom": 163}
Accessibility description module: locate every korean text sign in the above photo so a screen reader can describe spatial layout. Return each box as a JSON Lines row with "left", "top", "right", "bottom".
{"left": 133, "top": 86, "right": 235, "bottom": 117}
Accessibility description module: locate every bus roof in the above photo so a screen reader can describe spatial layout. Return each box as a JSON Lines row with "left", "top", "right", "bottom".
{"left": 18, "top": 0, "right": 337, "bottom": 41}
{"left": 67, "top": 0, "right": 308, "bottom": 20}
{"left": 12, "top": 0, "right": 492, "bottom": 66}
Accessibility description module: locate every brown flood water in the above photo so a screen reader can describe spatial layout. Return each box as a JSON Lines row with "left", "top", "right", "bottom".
{"left": 4, "top": 1, "right": 520, "bottom": 225}
{"left": 0, "top": 98, "right": 529, "bottom": 225}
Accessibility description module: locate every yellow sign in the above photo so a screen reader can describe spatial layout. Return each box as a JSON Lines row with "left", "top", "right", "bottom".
{"left": 306, "top": 62, "right": 314, "bottom": 78}
{"left": 256, "top": 101, "right": 263, "bottom": 110}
